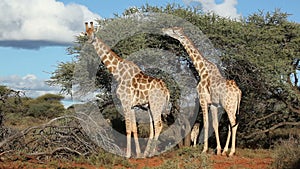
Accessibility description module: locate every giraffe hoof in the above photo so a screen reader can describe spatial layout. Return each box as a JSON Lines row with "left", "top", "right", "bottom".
{"left": 136, "top": 153, "right": 143, "bottom": 158}
{"left": 228, "top": 152, "right": 235, "bottom": 157}
{"left": 221, "top": 152, "right": 227, "bottom": 156}
{"left": 216, "top": 149, "right": 222, "bottom": 155}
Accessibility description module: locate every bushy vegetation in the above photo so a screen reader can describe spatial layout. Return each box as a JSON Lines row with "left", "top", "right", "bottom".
{"left": 0, "top": 85, "right": 66, "bottom": 127}
{"left": 272, "top": 134, "right": 300, "bottom": 169}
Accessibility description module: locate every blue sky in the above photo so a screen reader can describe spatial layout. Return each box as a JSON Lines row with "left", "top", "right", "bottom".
{"left": 0, "top": 0, "right": 299, "bottom": 106}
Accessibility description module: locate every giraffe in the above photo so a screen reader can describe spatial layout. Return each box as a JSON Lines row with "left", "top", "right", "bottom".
{"left": 84, "top": 22, "right": 170, "bottom": 158}
{"left": 162, "top": 27, "right": 241, "bottom": 157}
{"left": 191, "top": 122, "right": 200, "bottom": 147}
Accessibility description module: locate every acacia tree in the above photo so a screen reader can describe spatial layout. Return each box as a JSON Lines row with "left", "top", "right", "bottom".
{"left": 48, "top": 5, "right": 300, "bottom": 148}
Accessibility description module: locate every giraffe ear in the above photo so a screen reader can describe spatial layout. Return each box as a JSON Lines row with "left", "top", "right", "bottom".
{"left": 90, "top": 22, "right": 94, "bottom": 32}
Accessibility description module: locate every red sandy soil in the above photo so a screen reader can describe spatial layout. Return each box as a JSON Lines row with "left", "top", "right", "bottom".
{"left": 210, "top": 155, "right": 273, "bottom": 169}
{"left": 0, "top": 152, "right": 273, "bottom": 169}
{"left": 126, "top": 154, "right": 273, "bottom": 169}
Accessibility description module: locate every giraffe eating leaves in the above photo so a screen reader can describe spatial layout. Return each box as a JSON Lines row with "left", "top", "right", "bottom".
{"left": 84, "top": 22, "right": 170, "bottom": 158}
{"left": 162, "top": 27, "right": 241, "bottom": 157}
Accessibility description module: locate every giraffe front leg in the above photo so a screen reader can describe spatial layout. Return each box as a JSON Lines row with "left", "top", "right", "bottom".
{"left": 125, "top": 119, "right": 132, "bottom": 158}
{"left": 201, "top": 101, "right": 209, "bottom": 154}
{"left": 193, "top": 138, "right": 197, "bottom": 147}
{"left": 130, "top": 110, "right": 142, "bottom": 158}
{"left": 211, "top": 105, "right": 222, "bottom": 155}
{"left": 198, "top": 86, "right": 211, "bottom": 154}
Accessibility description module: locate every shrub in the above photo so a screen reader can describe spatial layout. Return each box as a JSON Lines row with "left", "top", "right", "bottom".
{"left": 26, "top": 102, "right": 65, "bottom": 119}
{"left": 272, "top": 134, "right": 300, "bottom": 169}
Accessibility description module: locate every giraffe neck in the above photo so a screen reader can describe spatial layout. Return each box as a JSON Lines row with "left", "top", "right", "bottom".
{"left": 177, "top": 35, "right": 210, "bottom": 75}
{"left": 93, "top": 38, "right": 123, "bottom": 73}
{"left": 177, "top": 33, "right": 226, "bottom": 84}
{"left": 92, "top": 37, "right": 140, "bottom": 81}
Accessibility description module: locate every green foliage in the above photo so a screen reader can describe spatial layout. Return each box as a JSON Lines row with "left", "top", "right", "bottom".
{"left": 26, "top": 102, "right": 64, "bottom": 119}
{"left": 35, "top": 93, "right": 64, "bottom": 102}
{"left": 0, "top": 86, "right": 66, "bottom": 122}
{"left": 0, "top": 86, "right": 27, "bottom": 117}
{"left": 47, "top": 62, "right": 75, "bottom": 95}
{"left": 26, "top": 94, "right": 65, "bottom": 119}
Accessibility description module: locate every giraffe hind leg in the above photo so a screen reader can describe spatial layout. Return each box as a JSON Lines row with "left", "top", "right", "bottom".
{"left": 222, "top": 95, "right": 240, "bottom": 156}
{"left": 222, "top": 124, "right": 231, "bottom": 156}
{"left": 148, "top": 103, "right": 164, "bottom": 157}
{"left": 143, "top": 109, "right": 154, "bottom": 158}
{"left": 146, "top": 90, "right": 166, "bottom": 157}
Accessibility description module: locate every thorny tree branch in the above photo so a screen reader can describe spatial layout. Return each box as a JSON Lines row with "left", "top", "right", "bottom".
{"left": 248, "top": 112, "right": 279, "bottom": 126}
{"left": 243, "top": 121, "right": 300, "bottom": 139}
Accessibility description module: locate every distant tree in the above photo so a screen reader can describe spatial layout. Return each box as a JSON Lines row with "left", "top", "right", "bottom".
{"left": 26, "top": 94, "right": 65, "bottom": 119}
{"left": 35, "top": 93, "right": 64, "bottom": 102}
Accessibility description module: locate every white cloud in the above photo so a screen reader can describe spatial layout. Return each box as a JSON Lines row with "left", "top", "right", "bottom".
{"left": 0, "top": 0, "right": 101, "bottom": 48}
{"left": 0, "top": 74, "right": 74, "bottom": 107}
{"left": 183, "top": 0, "right": 241, "bottom": 19}
{"left": 0, "top": 74, "right": 60, "bottom": 98}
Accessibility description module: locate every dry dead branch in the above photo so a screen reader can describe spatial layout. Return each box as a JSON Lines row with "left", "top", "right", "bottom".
{"left": 0, "top": 114, "right": 122, "bottom": 160}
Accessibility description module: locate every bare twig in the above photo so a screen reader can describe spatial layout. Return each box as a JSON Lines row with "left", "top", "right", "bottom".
{"left": 28, "top": 147, "right": 84, "bottom": 157}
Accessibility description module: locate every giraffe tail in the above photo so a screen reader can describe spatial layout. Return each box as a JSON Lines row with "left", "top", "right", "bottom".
{"left": 164, "top": 91, "right": 171, "bottom": 117}
{"left": 232, "top": 90, "right": 241, "bottom": 128}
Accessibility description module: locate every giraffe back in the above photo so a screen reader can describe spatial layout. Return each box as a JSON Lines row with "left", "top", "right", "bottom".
{"left": 131, "top": 72, "right": 170, "bottom": 109}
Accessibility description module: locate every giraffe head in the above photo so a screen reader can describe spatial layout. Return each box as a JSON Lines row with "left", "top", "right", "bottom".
{"left": 162, "top": 27, "right": 185, "bottom": 40}
{"left": 85, "top": 21, "right": 95, "bottom": 43}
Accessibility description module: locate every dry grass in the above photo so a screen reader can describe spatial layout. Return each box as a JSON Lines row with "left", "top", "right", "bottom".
{"left": 236, "top": 148, "right": 272, "bottom": 159}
